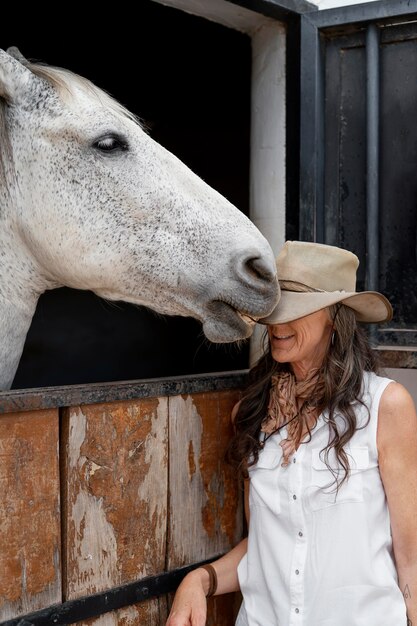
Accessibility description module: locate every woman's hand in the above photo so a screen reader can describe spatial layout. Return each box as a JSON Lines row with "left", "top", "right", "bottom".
{"left": 166, "top": 568, "right": 209, "bottom": 626}
{"left": 166, "top": 537, "right": 248, "bottom": 625}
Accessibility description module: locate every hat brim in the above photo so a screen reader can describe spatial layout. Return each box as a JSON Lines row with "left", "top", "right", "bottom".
{"left": 258, "top": 290, "right": 393, "bottom": 325}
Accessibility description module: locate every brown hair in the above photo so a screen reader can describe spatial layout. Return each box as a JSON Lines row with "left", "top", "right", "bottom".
{"left": 226, "top": 303, "right": 378, "bottom": 488}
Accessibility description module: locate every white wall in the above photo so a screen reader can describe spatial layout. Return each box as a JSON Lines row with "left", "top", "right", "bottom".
{"left": 313, "top": 0, "right": 381, "bottom": 8}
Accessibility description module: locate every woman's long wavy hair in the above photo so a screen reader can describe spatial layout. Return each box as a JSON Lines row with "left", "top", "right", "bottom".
{"left": 226, "top": 299, "right": 379, "bottom": 489}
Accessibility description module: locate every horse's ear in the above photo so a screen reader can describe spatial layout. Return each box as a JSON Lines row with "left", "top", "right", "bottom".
{"left": 0, "top": 47, "right": 37, "bottom": 103}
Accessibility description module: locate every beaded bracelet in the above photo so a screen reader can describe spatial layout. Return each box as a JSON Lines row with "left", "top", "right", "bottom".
{"left": 201, "top": 563, "right": 218, "bottom": 597}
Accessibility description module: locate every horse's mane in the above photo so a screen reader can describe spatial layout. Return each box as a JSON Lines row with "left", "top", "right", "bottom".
{"left": 29, "top": 61, "right": 141, "bottom": 125}
{"left": 0, "top": 59, "right": 143, "bottom": 196}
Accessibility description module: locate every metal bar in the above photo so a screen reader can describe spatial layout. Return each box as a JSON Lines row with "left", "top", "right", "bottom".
{"left": 366, "top": 23, "right": 380, "bottom": 292}
{"left": 0, "top": 558, "right": 221, "bottom": 626}
{"left": 315, "top": 32, "right": 325, "bottom": 244}
{"left": 299, "top": 15, "right": 324, "bottom": 242}
{"left": 286, "top": 17, "right": 301, "bottom": 239}
{"left": 0, "top": 370, "right": 248, "bottom": 415}
{"left": 366, "top": 23, "right": 380, "bottom": 346}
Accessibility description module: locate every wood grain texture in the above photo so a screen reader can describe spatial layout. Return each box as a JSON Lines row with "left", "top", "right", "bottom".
{"left": 0, "top": 409, "right": 61, "bottom": 621}
{"left": 2, "top": 388, "right": 244, "bottom": 625}
{"left": 63, "top": 398, "right": 169, "bottom": 624}
{"left": 168, "top": 390, "right": 243, "bottom": 626}
{"left": 168, "top": 390, "right": 242, "bottom": 563}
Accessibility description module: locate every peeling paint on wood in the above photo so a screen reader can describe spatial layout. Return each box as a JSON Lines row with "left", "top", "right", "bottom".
{"left": 195, "top": 391, "right": 243, "bottom": 547}
{"left": 2, "top": 386, "right": 244, "bottom": 625}
{"left": 0, "top": 409, "right": 61, "bottom": 621}
{"left": 168, "top": 390, "right": 242, "bottom": 566}
{"left": 63, "top": 398, "right": 168, "bottom": 603}
{"left": 168, "top": 390, "right": 243, "bottom": 625}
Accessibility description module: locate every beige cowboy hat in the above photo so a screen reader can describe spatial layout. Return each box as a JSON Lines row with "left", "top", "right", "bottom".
{"left": 259, "top": 241, "right": 393, "bottom": 325}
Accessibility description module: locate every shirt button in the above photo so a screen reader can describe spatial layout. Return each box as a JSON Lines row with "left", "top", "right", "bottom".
{"left": 295, "top": 569, "right": 300, "bottom": 575}
{"left": 295, "top": 608, "right": 300, "bottom": 614}
{"left": 298, "top": 531, "right": 303, "bottom": 537}
{"left": 293, "top": 494, "right": 297, "bottom": 500}
{"left": 293, "top": 457, "right": 296, "bottom": 463}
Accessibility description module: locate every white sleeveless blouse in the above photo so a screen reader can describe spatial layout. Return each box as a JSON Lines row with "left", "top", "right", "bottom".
{"left": 236, "top": 372, "right": 407, "bottom": 626}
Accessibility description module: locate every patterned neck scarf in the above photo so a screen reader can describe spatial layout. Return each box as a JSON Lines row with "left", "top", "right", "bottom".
{"left": 261, "top": 370, "right": 325, "bottom": 466}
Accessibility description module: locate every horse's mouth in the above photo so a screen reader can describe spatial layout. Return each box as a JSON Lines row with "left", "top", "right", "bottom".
{"left": 236, "top": 311, "right": 259, "bottom": 327}
{"left": 202, "top": 300, "right": 263, "bottom": 343}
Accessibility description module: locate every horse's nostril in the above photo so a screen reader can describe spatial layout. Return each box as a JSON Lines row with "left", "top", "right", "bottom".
{"left": 245, "top": 255, "right": 276, "bottom": 283}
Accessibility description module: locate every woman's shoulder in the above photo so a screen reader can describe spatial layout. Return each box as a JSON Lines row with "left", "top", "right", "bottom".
{"left": 362, "top": 370, "right": 395, "bottom": 397}
{"left": 379, "top": 379, "right": 415, "bottom": 413}
{"left": 377, "top": 380, "right": 417, "bottom": 449}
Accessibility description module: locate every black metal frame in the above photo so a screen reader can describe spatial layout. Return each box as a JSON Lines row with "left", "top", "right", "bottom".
{"left": 0, "top": 558, "right": 219, "bottom": 626}
{"left": 298, "top": 0, "right": 417, "bottom": 346}
{"left": 227, "top": 0, "right": 317, "bottom": 21}
{"left": 299, "top": 0, "right": 417, "bottom": 242}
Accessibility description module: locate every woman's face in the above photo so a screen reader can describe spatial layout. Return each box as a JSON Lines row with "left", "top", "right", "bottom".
{"left": 268, "top": 308, "right": 333, "bottom": 380}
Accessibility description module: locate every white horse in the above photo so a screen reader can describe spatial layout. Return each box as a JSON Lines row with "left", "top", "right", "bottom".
{"left": 0, "top": 47, "right": 279, "bottom": 391}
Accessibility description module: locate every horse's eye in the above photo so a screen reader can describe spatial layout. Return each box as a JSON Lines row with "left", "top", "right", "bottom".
{"left": 93, "top": 134, "right": 128, "bottom": 153}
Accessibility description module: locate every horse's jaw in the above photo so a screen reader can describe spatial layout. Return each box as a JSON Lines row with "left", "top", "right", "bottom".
{"left": 201, "top": 302, "right": 261, "bottom": 343}
{"left": 91, "top": 284, "right": 278, "bottom": 345}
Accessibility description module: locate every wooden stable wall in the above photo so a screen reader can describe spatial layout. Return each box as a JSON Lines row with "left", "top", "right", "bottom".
{"left": 0, "top": 372, "right": 246, "bottom": 626}
{"left": 2, "top": 351, "right": 408, "bottom": 625}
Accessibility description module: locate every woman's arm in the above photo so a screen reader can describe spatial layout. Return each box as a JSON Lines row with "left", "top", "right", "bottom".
{"left": 165, "top": 538, "right": 248, "bottom": 626}
{"left": 378, "top": 381, "right": 417, "bottom": 625}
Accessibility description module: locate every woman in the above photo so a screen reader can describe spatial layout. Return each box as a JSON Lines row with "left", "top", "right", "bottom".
{"left": 166, "top": 241, "right": 417, "bottom": 626}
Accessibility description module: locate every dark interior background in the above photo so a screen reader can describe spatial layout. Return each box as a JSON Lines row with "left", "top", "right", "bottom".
{"left": 2, "top": 1, "right": 252, "bottom": 388}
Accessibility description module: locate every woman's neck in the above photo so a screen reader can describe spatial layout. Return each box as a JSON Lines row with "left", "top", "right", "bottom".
{"left": 291, "top": 361, "right": 320, "bottom": 382}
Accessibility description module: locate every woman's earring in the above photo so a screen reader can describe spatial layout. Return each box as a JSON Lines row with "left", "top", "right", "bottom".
{"left": 331, "top": 331, "right": 336, "bottom": 346}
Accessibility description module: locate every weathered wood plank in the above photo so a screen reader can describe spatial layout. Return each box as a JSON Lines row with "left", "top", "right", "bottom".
{"left": 168, "top": 390, "right": 243, "bottom": 625}
{"left": 1, "top": 388, "right": 244, "bottom": 624}
{"left": 0, "top": 371, "right": 248, "bottom": 415}
{"left": 63, "top": 398, "right": 169, "bottom": 625}
{"left": 0, "top": 409, "right": 61, "bottom": 621}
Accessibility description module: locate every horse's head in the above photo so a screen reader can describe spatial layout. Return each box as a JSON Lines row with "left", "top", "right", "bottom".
{"left": 0, "top": 47, "right": 279, "bottom": 344}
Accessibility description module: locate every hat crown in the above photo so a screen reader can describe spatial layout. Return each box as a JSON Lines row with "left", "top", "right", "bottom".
{"left": 277, "top": 241, "right": 358, "bottom": 292}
